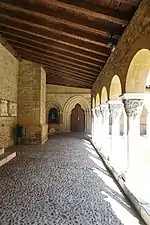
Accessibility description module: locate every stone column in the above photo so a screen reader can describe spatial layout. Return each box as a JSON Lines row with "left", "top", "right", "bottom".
{"left": 146, "top": 108, "right": 150, "bottom": 138}
{"left": 108, "top": 100, "right": 123, "bottom": 163}
{"left": 92, "top": 108, "right": 97, "bottom": 142}
{"left": 91, "top": 109, "right": 95, "bottom": 139}
{"left": 100, "top": 103, "right": 109, "bottom": 158}
{"left": 145, "top": 101, "right": 150, "bottom": 138}
{"left": 18, "top": 59, "right": 48, "bottom": 145}
{"left": 95, "top": 106, "right": 102, "bottom": 148}
{"left": 121, "top": 94, "right": 144, "bottom": 170}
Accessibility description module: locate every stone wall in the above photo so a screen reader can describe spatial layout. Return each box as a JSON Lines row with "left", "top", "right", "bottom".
{"left": 18, "top": 60, "right": 48, "bottom": 144}
{"left": 0, "top": 43, "right": 18, "bottom": 148}
{"left": 92, "top": 0, "right": 150, "bottom": 100}
{"left": 46, "top": 84, "right": 91, "bottom": 133}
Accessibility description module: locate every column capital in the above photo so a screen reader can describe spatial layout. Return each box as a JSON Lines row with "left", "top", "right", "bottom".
{"left": 95, "top": 106, "right": 101, "bottom": 117}
{"left": 100, "top": 103, "right": 108, "bottom": 115}
{"left": 108, "top": 100, "right": 123, "bottom": 119}
{"left": 122, "top": 99, "right": 143, "bottom": 118}
{"left": 120, "top": 93, "right": 144, "bottom": 118}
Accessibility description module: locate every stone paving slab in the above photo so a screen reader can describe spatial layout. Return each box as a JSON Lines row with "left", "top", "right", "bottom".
{"left": 0, "top": 134, "right": 145, "bottom": 225}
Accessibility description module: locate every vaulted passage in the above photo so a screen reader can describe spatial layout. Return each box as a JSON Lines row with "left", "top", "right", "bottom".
{"left": 0, "top": 134, "right": 144, "bottom": 225}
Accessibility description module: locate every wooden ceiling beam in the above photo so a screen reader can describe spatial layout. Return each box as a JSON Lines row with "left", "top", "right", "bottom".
{"left": 46, "top": 76, "right": 91, "bottom": 88}
{"left": 7, "top": 39, "right": 104, "bottom": 67}
{"left": 45, "top": 0, "right": 132, "bottom": 22}
{"left": 0, "top": 14, "right": 112, "bottom": 50}
{"left": 5, "top": 33, "right": 106, "bottom": 64}
{"left": 19, "top": 54, "right": 99, "bottom": 76}
{"left": 14, "top": 46, "right": 101, "bottom": 72}
{"left": 0, "top": 23, "right": 109, "bottom": 56}
{"left": 44, "top": 64, "right": 97, "bottom": 79}
{"left": 45, "top": 68, "right": 95, "bottom": 83}
{"left": 0, "top": 2, "right": 122, "bottom": 40}
{"left": 47, "top": 71, "right": 93, "bottom": 86}
{"left": 44, "top": 67, "right": 96, "bottom": 82}
{"left": 0, "top": 26, "right": 109, "bottom": 60}
{"left": 9, "top": 0, "right": 130, "bottom": 23}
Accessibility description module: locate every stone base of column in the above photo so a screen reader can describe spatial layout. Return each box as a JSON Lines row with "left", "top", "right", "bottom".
{"left": 22, "top": 124, "right": 48, "bottom": 145}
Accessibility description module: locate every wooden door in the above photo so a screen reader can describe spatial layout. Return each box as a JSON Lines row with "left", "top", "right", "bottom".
{"left": 71, "top": 104, "right": 85, "bottom": 132}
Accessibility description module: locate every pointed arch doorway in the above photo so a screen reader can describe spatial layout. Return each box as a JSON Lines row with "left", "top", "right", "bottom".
{"left": 71, "top": 104, "right": 85, "bottom": 132}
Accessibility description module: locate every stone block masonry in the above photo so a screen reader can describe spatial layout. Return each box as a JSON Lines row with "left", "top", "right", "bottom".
{"left": 0, "top": 43, "right": 19, "bottom": 149}
{"left": 18, "top": 59, "right": 48, "bottom": 145}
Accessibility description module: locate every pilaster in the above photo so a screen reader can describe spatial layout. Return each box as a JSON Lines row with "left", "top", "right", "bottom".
{"left": 18, "top": 59, "right": 48, "bottom": 145}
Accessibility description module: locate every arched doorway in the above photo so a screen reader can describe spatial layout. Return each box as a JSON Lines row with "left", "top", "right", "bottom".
{"left": 71, "top": 104, "right": 85, "bottom": 132}
{"left": 63, "top": 95, "right": 91, "bottom": 132}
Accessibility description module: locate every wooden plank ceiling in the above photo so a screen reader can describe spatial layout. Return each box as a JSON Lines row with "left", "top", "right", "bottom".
{"left": 0, "top": 0, "right": 140, "bottom": 88}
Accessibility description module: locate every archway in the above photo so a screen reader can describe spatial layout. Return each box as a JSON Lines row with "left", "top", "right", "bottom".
{"left": 109, "top": 75, "right": 122, "bottom": 100}
{"left": 125, "top": 49, "right": 150, "bottom": 135}
{"left": 126, "top": 49, "right": 150, "bottom": 93}
{"left": 101, "top": 86, "right": 108, "bottom": 103}
{"left": 63, "top": 95, "right": 91, "bottom": 132}
{"left": 125, "top": 50, "right": 150, "bottom": 201}
{"left": 48, "top": 108, "right": 59, "bottom": 124}
{"left": 71, "top": 104, "right": 85, "bottom": 132}
{"left": 46, "top": 102, "right": 63, "bottom": 133}
{"left": 96, "top": 93, "right": 100, "bottom": 106}
{"left": 92, "top": 97, "right": 95, "bottom": 108}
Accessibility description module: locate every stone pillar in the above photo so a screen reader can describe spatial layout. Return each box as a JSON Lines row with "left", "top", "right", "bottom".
{"left": 100, "top": 103, "right": 109, "bottom": 158}
{"left": 95, "top": 106, "right": 102, "bottom": 148}
{"left": 145, "top": 101, "right": 150, "bottom": 138}
{"left": 146, "top": 108, "right": 150, "bottom": 138}
{"left": 121, "top": 94, "right": 144, "bottom": 170}
{"left": 91, "top": 109, "right": 95, "bottom": 139}
{"left": 108, "top": 100, "right": 123, "bottom": 163}
{"left": 18, "top": 59, "right": 48, "bottom": 145}
{"left": 92, "top": 108, "right": 97, "bottom": 142}
{"left": 86, "top": 111, "right": 91, "bottom": 133}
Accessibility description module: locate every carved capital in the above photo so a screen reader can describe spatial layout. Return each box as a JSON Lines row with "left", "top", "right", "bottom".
{"left": 95, "top": 106, "right": 101, "bottom": 117}
{"left": 100, "top": 104, "right": 108, "bottom": 117}
{"left": 123, "top": 99, "right": 143, "bottom": 118}
{"left": 108, "top": 102, "right": 123, "bottom": 119}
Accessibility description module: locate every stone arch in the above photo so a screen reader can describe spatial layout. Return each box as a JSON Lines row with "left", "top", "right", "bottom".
{"left": 63, "top": 95, "right": 91, "bottom": 132}
{"left": 109, "top": 75, "right": 123, "bottom": 135}
{"left": 46, "top": 101, "right": 63, "bottom": 124}
{"left": 109, "top": 75, "right": 122, "bottom": 100}
{"left": 92, "top": 97, "right": 95, "bottom": 108}
{"left": 96, "top": 93, "right": 100, "bottom": 106}
{"left": 126, "top": 49, "right": 150, "bottom": 93}
{"left": 101, "top": 86, "right": 108, "bottom": 103}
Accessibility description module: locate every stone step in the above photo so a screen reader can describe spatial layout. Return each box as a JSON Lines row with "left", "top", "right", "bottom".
{"left": 0, "top": 148, "right": 4, "bottom": 155}
{"left": 0, "top": 151, "right": 16, "bottom": 167}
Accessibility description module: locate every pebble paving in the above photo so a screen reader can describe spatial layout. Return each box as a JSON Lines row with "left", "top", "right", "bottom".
{"left": 0, "top": 134, "right": 145, "bottom": 225}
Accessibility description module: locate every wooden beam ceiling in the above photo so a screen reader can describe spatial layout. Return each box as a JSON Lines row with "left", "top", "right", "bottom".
{"left": 0, "top": 0, "right": 140, "bottom": 88}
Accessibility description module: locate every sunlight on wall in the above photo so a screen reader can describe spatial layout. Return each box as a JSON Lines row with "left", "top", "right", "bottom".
{"left": 96, "top": 93, "right": 100, "bottom": 106}
{"left": 146, "top": 71, "right": 150, "bottom": 88}
{"left": 126, "top": 49, "right": 150, "bottom": 92}
{"left": 92, "top": 97, "right": 95, "bottom": 108}
{"left": 110, "top": 75, "right": 122, "bottom": 100}
{"left": 101, "top": 86, "right": 108, "bottom": 103}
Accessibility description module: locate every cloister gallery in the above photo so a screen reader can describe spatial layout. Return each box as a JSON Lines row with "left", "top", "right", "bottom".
{"left": 92, "top": 49, "right": 150, "bottom": 207}
{"left": 0, "top": 0, "right": 150, "bottom": 224}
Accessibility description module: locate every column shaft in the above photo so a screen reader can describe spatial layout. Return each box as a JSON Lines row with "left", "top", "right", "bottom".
{"left": 122, "top": 97, "right": 143, "bottom": 170}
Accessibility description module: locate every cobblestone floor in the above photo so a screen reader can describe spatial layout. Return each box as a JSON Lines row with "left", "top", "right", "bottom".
{"left": 0, "top": 134, "right": 145, "bottom": 225}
